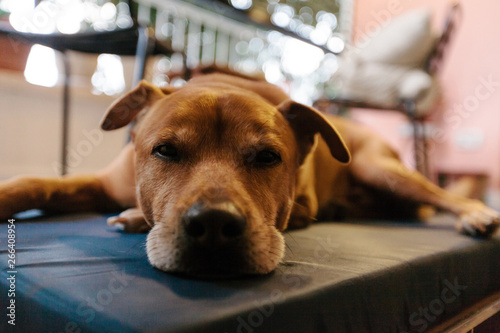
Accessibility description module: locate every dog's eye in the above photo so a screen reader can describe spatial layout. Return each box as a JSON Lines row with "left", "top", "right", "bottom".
{"left": 153, "top": 144, "right": 180, "bottom": 162}
{"left": 253, "top": 150, "right": 281, "bottom": 167}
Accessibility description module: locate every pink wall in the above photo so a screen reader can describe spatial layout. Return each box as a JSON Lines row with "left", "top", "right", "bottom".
{"left": 350, "top": 0, "right": 500, "bottom": 188}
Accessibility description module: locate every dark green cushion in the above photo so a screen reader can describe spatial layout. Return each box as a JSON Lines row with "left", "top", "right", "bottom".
{"left": 1, "top": 213, "right": 499, "bottom": 332}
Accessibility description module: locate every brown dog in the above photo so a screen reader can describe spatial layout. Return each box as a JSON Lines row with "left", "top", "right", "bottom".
{"left": 0, "top": 74, "right": 498, "bottom": 278}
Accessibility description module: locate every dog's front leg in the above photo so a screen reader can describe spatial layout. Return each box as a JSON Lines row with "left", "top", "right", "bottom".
{"left": 350, "top": 146, "right": 499, "bottom": 237}
{"left": 0, "top": 175, "right": 121, "bottom": 219}
{"left": 107, "top": 208, "right": 150, "bottom": 233}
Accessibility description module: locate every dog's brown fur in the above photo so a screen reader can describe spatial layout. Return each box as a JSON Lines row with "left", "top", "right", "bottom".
{"left": 0, "top": 74, "right": 498, "bottom": 277}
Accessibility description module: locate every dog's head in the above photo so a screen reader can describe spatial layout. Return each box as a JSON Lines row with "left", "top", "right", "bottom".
{"left": 101, "top": 76, "right": 349, "bottom": 278}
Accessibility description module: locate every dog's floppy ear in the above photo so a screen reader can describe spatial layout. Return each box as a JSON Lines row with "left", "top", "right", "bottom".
{"left": 278, "top": 100, "right": 350, "bottom": 164}
{"left": 100, "top": 80, "right": 177, "bottom": 131}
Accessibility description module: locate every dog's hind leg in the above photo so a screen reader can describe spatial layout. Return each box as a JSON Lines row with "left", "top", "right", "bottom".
{"left": 349, "top": 139, "right": 499, "bottom": 237}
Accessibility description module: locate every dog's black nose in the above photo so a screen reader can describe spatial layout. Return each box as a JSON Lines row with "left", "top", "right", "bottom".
{"left": 182, "top": 202, "right": 246, "bottom": 246}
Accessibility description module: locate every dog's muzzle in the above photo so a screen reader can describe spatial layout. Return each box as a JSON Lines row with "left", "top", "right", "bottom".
{"left": 146, "top": 196, "right": 284, "bottom": 278}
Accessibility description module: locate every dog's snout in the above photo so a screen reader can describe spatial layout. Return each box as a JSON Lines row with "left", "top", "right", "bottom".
{"left": 182, "top": 202, "right": 246, "bottom": 246}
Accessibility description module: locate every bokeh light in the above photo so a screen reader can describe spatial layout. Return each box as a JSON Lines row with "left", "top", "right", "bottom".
{"left": 230, "top": 0, "right": 253, "bottom": 11}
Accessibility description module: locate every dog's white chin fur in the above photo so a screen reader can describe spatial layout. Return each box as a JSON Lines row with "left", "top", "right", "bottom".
{"left": 146, "top": 223, "right": 285, "bottom": 277}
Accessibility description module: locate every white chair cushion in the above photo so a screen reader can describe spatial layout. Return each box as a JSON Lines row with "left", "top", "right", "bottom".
{"left": 332, "top": 8, "right": 440, "bottom": 115}
{"left": 358, "top": 8, "right": 436, "bottom": 67}
{"left": 334, "top": 59, "right": 438, "bottom": 116}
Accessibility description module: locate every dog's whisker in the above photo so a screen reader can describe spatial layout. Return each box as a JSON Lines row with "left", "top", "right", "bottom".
{"left": 293, "top": 202, "right": 307, "bottom": 210}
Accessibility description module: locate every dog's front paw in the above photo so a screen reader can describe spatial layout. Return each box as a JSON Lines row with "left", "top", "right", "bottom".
{"left": 107, "top": 208, "right": 151, "bottom": 233}
{"left": 456, "top": 206, "right": 500, "bottom": 238}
